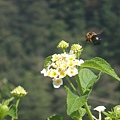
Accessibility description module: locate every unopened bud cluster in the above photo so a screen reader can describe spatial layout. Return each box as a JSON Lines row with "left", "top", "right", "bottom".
{"left": 71, "top": 44, "right": 82, "bottom": 53}
{"left": 0, "top": 104, "right": 9, "bottom": 119}
{"left": 57, "top": 40, "right": 69, "bottom": 49}
{"left": 11, "top": 86, "right": 27, "bottom": 98}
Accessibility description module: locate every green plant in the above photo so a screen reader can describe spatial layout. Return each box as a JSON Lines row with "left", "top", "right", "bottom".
{"left": 0, "top": 86, "right": 27, "bottom": 120}
{"left": 41, "top": 40, "right": 120, "bottom": 120}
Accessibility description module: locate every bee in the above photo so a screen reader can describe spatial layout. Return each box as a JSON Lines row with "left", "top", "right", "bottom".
{"left": 86, "top": 32, "right": 102, "bottom": 45}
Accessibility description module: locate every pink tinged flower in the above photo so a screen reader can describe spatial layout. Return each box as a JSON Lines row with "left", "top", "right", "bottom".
{"left": 52, "top": 78, "right": 63, "bottom": 88}
{"left": 67, "top": 67, "right": 78, "bottom": 77}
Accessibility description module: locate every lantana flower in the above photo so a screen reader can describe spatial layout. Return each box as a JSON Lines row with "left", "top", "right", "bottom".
{"left": 41, "top": 40, "right": 84, "bottom": 88}
{"left": 67, "top": 67, "right": 78, "bottom": 77}
{"left": 41, "top": 52, "right": 84, "bottom": 88}
{"left": 52, "top": 78, "right": 63, "bottom": 88}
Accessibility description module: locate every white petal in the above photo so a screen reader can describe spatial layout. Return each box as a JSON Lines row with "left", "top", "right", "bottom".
{"left": 79, "top": 59, "right": 84, "bottom": 64}
{"left": 67, "top": 67, "right": 78, "bottom": 77}
{"left": 52, "top": 78, "right": 63, "bottom": 88}
{"left": 41, "top": 69, "right": 47, "bottom": 76}
{"left": 94, "top": 106, "right": 106, "bottom": 112}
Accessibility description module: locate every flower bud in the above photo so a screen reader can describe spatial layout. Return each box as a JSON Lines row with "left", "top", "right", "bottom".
{"left": 105, "top": 117, "right": 112, "bottom": 120}
{"left": 114, "top": 105, "right": 120, "bottom": 112}
{"left": 114, "top": 105, "right": 120, "bottom": 117}
{"left": 71, "top": 44, "right": 82, "bottom": 53}
{"left": 11, "top": 86, "right": 27, "bottom": 98}
{"left": 0, "top": 104, "right": 9, "bottom": 119}
{"left": 57, "top": 40, "right": 69, "bottom": 49}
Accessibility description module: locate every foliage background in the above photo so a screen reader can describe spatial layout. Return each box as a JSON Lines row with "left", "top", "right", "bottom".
{"left": 0, "top": 0, "right": 120, "bottom": 119}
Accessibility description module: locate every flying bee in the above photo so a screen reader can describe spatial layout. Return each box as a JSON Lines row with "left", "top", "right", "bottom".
{"left": 86, "top": 32, "right": 102, "bottom": 45}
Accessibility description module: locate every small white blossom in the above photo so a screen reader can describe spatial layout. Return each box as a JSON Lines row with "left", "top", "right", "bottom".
{"left": 49, "top": 69, "right": 59, "bottom": 78}
{"left": 41, "top": 49, "right": 83, "bottom": 88}
{"left": 52, "top": 54, "right": 60, "bottom": 62}
{"left": 94, "top": 106, "right": 106, "bottom": 112}
{"left": 41, "top": 69, "right": 47, "bottom": 76}
{"left": 74, "top": 59, "right": 84, "bottom": 66}
{"left": 94, "top": 106, "right": 106, "bottom": 120}
{"left": 79, "top": 59, "right": 84, "bottom": 64}
{"left": 66, "top": 54, "right": 75, "bottom": 61}
{"left": 59, "top": 70, "right": 67, "bottom": 78}
{"left": 67, "top": 67, "right": 78, "bottom": 77}
{"left": 60, "top": 63, "right": 68, "bottom": 70}
{"left": 67, "top": 60, "right": 75, "bottom": 67}
{"left": 52, "top": 78, "right": 63, "bottom": 88}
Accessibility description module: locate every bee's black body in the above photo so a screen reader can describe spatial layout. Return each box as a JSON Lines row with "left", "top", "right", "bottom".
{"left": 86, "top": 32, "right": 101, "bottom": 45}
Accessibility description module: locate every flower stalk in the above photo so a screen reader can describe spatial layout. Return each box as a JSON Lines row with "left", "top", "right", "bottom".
{"left": 76, "top": 75, "right": 94, "bottom": 120}
{"left": 65, "top": 76, "right": 79, "bottom": 95}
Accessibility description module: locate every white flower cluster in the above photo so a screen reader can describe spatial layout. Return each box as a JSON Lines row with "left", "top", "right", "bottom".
{"left": 41, "top": 52, "right": 84, "bottom": 88}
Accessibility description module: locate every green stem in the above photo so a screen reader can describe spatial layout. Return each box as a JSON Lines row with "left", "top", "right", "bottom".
{"left": 75, "top": 75, "right": 83, "bottom": 95}
{"left": 11, "top": 99, "right": 20, "bottom": 120}
{"left": 62, "top": 49, "right": 65, "bottom": 53}
{"left": 65, "top": 76, "right": 79, "bottom": 95}
{"left": 16, "top": 99, "right": 20, "bottom": 108}
{"left": 76, "top": 75, "right": 94, "bottom": 120}
{"left": 0, "top": 118, "right": 3, "bottom": 120}
{"left": 84, "top": 103, "right": 94, "bottom": 120}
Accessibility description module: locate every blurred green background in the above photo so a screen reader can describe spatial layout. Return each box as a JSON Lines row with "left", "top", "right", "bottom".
{"left": 0, "top": 0, "right": 120, "bottom": 119}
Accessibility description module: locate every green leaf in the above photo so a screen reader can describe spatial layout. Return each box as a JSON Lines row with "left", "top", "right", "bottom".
{"left": 65, "top": 87, "right": 88, "bottom": 116}
{"left": 81, "top": 57, "right": 120, "bottom": 81}
{"left": 3, "top": 97, "right": 14, "bottom": 106}
{"left": 78, "top": 68, "right": 98, "bottom": 93}
{"left": 8, "top": 104, "right": 18, "bottom": 119}
{"left": 44, "top": 55, "right": 52, "bottom": 68}
{"left": 70, "top": 108, "right": 86, "bottom": 120}
{"left": 46, "top": 114, "right": 65, "bottom": 120}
